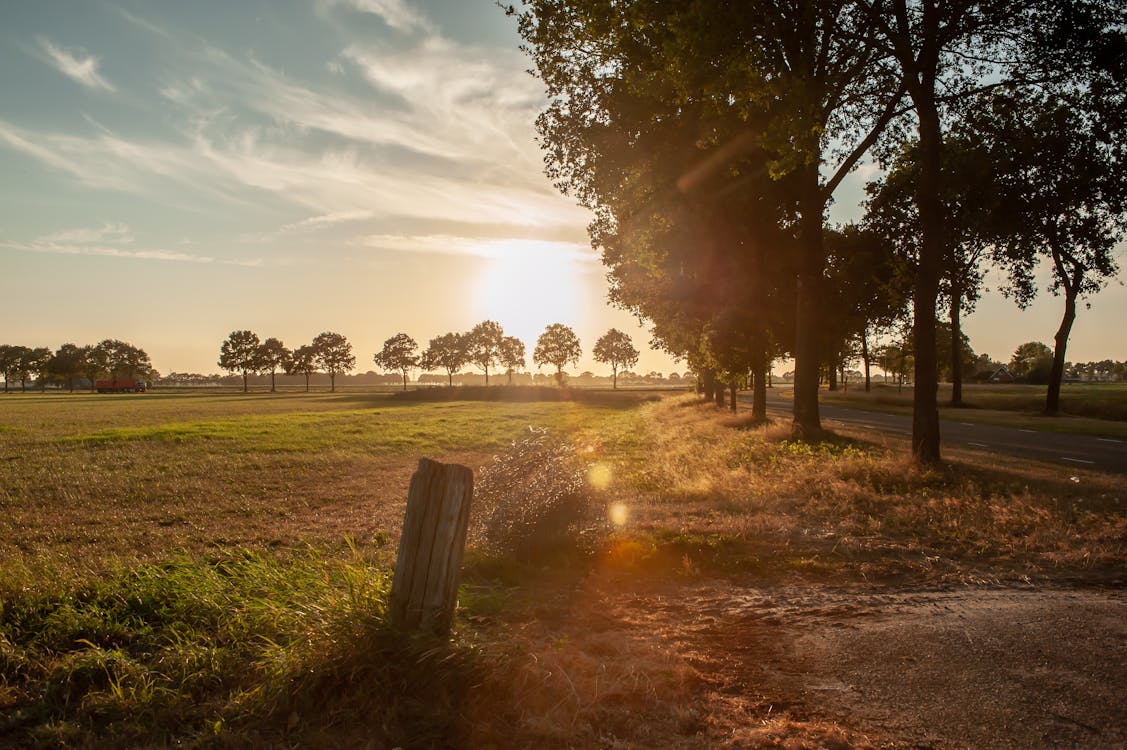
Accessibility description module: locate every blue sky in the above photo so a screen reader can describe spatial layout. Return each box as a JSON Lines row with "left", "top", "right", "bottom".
{"left": 1, "top": 0, "right": 1123, "bottom": 377}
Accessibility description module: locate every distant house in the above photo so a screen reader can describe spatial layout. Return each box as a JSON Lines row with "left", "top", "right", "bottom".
{"left": 990, "top": 366, "right": 1015, "bottom": 384}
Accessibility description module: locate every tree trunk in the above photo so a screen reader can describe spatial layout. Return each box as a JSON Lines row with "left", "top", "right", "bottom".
{"left": 390, "top": 458, "right": 474, "bottom": 635}
{"left": 715, "top": 382, "right": 725, "bottom": 409}
{"left": 242, "top": 373, "right": 248, "bottom": 393}
{"left": 402, "top": 372, "right": 408, "bottom": 391}
{"left": 862, "top": 328, "right": 871, "bottom": 392}
{"left": 752, "top": 358, "right": 767, "bottom": 421}
{"left": 950, "top": 284, "right": 963, "bottom": 407}
{"left": 729, "top": 380, "right": 737, "bottom": 413}
{"left": 701, "top": 369, "right": 716, "bottom": 402}
{"left": 827, "top": 363, "right": 838, "bottom": 391}
{"left": 793, "top": 164, "right": 825, "bottom": 435}
{"left": 612, "top": 367, "right": 618, "bottom": 389}
{"left": 484, "top": 366, "right": 489, "bottom": 386}
{"left": 1046, "top": 286, "right": 1078, "bottom": 416}
{"left": 910, "top": 94, "right": 944, "bottom": 465}
{"left": 271, "top": 370, "right": 276, "bottom": 392}
{"left": 330, "top": 374, "right": 336, "bottom": 392}
{"left": 305, "top": 373, "right": 310, "bottom": 392}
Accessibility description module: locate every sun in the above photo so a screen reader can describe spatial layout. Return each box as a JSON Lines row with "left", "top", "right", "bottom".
{"left": 473, "top": 240, "right": 591, "bottom": 343}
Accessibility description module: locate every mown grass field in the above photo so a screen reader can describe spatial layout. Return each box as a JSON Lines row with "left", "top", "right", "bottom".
{"left": 1, "top": 390, "right": 1124, "bottom": 747}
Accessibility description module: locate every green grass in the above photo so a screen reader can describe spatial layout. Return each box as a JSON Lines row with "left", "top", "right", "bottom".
{"left": 2, "top": 389, "right": 1124, "bottom": 747}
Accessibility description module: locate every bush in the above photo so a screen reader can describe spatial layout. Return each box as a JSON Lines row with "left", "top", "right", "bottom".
{"left": 471, "top": 427, "right": 603, "bottom": 558}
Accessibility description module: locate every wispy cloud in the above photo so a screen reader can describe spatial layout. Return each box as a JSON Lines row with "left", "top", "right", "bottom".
{"left": 38, "top": 38, "right": 115, "bottom": 91}
{"left": 318, "top": 0, "right": 433, "bottom": 33}
{"left": 39, "top": 222, "right": 133, "bottom": 245}
{"left": 0, "top": 224, "right": 261, "bottom": 266}
{"left": 357, "top": 233, "right": 593, "bottom": 263}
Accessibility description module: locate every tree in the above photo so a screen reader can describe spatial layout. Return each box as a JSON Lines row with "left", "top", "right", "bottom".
{"left": 592, "top": 329, "right": 639, "bottom": 390}
{"left": 0, "top": 345, "right": 25, "bottom": 393}
{"left": 257, "top": 338, "right": 291, "bottom": 393}
{"left": 373, "top": 333, "right": 419, "bottom": 391}
{"left": 218, "top": 330, "right": 262, "bottom": 393}
{"left": 286, "top": 344, "right": 319, "bottom": 392}
{"left": 420, "top": 332, "right": 469, "bottom": 387}
{"left": 533, "top": 323, "right": 581, "bottom": 386}
{"left": 97, "top": 339, "right": 152, "bottom": 382}
{"left": 498, "top": 336, "right": 526, "bottom": 385}
{"left": 516, "top": 0, "right": 903, "bottom": 434}
{"left": 47, "top": 343, "right": 85, "bottom": 392}
{"left": 1008, "top": 341, "right": 1054, "bottom": 383}
{"left": 312, "top": 332, "right": 355, "bottom": 392}
{"left": 466, "top": 320, "right": 504, "bottom": 385}
{"left": 79, "top": 344, "right": 109, "bottom": 392}
{"left": 19, "top": 347, "right": 51, "bottom": 392}
{"left": 974, "top": 90, "right": 1126, "bottom": 414}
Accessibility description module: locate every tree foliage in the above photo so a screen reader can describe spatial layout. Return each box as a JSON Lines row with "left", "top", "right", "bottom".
{"left": 533, "top": 323, "right": 581, "bottom": 385}
{"left": 466, "top": 321, "right": 505, "bottom": 385}
{"left": 218, "top": 330, "right": 262, "bottom": 393}
{"left": 592, "top": 329, "right": 639, "bottom": 389}
{"left": 421, "top": 333, "right": 469, "bottom": 387}
{"left": 373, "top": 333, "right": 420, "bottom": 391}
{"left": 312, "top": 332, "right": 355, "bottom": 392}
{"left": 257, "top": 338, "right": 291, "bottom": 393}
{"left": 498, "top": 336, "right": 527, "bottom": 385}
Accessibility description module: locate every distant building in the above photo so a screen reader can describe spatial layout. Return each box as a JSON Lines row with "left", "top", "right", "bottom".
{"left": 990, "top": 366, "right": 1015, "bottom": 383}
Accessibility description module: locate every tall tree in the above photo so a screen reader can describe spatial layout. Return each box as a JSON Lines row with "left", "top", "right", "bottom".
{"left": 257, "top": 338, "right": 291, "bottom": 393}
{"left": 515, "top": 0, "right": 903, "bottom": 435}
{"left": 312, "top": 331, "right": 355, "bottom": 392}
{"left": 285, "top": 344, "right": 319, "bottom": 392}
{"left": 420, "top": 332, "right": 469, "bottom": 387}
{"left": 47, "top": 343, "right": 86, "bottom": 392}
{"left": 0, "top": 345, "right": 25, "bottom": 393}
{"left": 466, "top": 320, "right": 505, "bottom": 385}
{"left": 79, "top": 344, "right": 109, "bottom": 392}
{"left": 373, "top": 333, "right": 420, "bottom": 391}
{"left": 21, "top": 347, "right": 51, "bottom": 392}
{"left": 218, "top": 330, "right": 262, "bottom": 393}
{"left": 973, "top": 90, "right": 1126, "bottom": 414}
{"left": 97, "top": 339, "right": 152, "bottom": 381}
{"left": 592, "top": 329, "right": 639, "bottom": 390}
{"left": 498, "top": 336, "right": 527, "bottom": 385}
{"left": 533, "top": 323, "right": 582, "bottom": 385}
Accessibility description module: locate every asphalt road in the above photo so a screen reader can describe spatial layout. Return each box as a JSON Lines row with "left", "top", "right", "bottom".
{"left": 746, "top": 389, "right": 1127, "bottom": 475}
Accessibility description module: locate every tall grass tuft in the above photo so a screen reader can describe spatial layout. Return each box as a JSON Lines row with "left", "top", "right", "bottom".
{"left": 471, "top": 427, "right": 605, "bottom": 559}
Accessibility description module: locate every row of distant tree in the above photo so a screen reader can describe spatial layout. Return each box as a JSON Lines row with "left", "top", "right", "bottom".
{"left": 0, "top": 340, "right": 151, "bottom": 392}
{"left": 216, "top": 321, "right": 644, "bottom": 392}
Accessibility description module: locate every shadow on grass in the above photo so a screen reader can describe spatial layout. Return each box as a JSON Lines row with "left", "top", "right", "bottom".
{"left": 390, "top": 385, "right": 661, "bottom": 409}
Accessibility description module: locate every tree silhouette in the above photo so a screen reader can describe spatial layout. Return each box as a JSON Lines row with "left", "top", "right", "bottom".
{"left": 218, "top": 330, "right": 262, "bottom": 393}
{"left": 466, "top": 320, "right": 505, "bottom": 385}
{"left": 0, "top": 345, "right": 25, "bottom": 393}
{"left": 312, "top": 331, "right": 355, "bottom": 392}
{"left": 47, "top": 343, "right": 85, "bottom": 392}
{"left": 286, "top": 344, "right": 319, "bottom": 392}
{"left": 534, "top": 324, "right": 581, "bottom": 386}
{"left": 499, "top": 336, "right": 526, "bottom": 385}
{"left": 257, "top": 338, "right": 291, "bottom": 393}
{"left": 373, "top": 333, "right": 420, "bottom": 391}
{"left": 79, "top": 344, "right": 109, "bottom": 392}
{"left": 592, "top": 329, "right": 638, "bottom": 390}
{"left": 96, "top": 339, "right": 152, "bottom": 383}
{"left": 420, "top": 332, "right": 468, "bottom": 387}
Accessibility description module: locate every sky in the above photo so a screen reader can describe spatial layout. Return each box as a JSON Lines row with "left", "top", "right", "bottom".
{"left": 1, "top": 1, "right": 1123, "bottom": 380}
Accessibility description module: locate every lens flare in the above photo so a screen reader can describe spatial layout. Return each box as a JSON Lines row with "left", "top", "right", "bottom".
{"left": 609, "top": 502, "right": 629, "bottom": 527}
{"left": 588, "top": 462, "right": 612, "bottom": 490}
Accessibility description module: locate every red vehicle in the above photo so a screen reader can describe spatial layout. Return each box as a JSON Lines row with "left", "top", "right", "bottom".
{"left": 95, "top": 378, "right": 147, "bottom": 393}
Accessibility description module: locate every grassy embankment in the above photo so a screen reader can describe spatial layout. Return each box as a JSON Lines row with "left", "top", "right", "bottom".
{"left": 1, "top": 390, "right": 1123, "bottom": 747}
{"left": 819, "top": 381, "right": 1127, "bottom": 438}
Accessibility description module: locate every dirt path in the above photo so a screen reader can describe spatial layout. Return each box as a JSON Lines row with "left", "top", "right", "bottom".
{"left": 612, "top": 583, "right": 1127, "bottom": 748}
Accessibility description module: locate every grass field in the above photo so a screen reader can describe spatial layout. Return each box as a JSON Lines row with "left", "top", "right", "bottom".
{"left": 820, "top": 381, "right": 1127, "bottom": 438}
{"left": 1, "top": 390, "right": 1123, "bottom": 747}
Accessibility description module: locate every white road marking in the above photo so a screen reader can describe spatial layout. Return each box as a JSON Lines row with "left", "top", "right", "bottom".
{"left": 1019, "top": 429, "right": 1037, "bottom": 434}
{"left": 1061, "top": 457, "right": 1096, "bottom": 465}
{"left": 960, "top": 422, "right": 975, "bottom": 427}
{"left": 1097, "top": 438, "right": 1123, "bottom": 444}
{"left": 967, "top": 442, "right": 989, "bottom": 448}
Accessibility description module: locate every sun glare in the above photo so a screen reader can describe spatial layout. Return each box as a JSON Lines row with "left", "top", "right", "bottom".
{"left": 473, "top": 240, "right": 590, "bottom": 341}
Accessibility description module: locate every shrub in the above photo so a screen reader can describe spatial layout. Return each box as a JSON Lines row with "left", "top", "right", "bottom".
{"left": 472, "top": 427, "right": 603, "bottom": 558}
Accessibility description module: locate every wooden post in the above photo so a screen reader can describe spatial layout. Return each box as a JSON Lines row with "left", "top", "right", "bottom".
{"left": 390, "top": 458, "right": 474, "bottom": 635}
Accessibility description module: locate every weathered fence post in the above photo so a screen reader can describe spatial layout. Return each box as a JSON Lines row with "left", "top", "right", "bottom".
{"left": 389, "top": 458, "right": 474, "bottom": 635}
